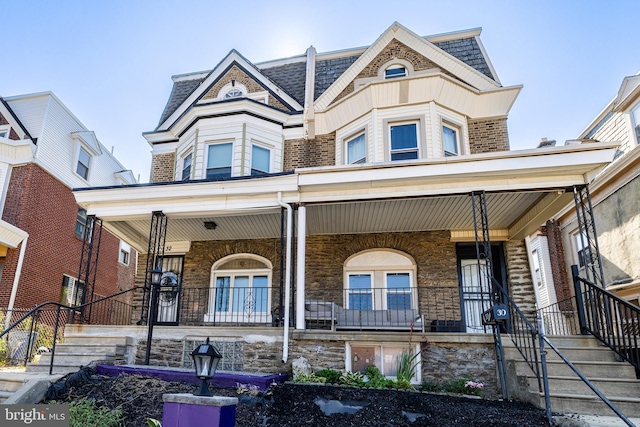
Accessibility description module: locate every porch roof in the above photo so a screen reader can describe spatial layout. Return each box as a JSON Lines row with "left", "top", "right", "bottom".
{"left": 73, "top": 143, "right": 617, "bottom": 253}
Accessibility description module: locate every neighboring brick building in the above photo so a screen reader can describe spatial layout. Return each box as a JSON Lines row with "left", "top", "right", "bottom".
{"left": 0, "top": 92, "right": 137, "bottom": 321}
{"left": 74, "top": 23, "right": 615, "bottom": 383}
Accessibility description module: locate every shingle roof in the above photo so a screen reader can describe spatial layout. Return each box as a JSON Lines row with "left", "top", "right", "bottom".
{"left": 156, "top": 34, "right": 495, "bottom": 128}
{"left": 260, "top": 62, "right": 307, "bottom": 106}
{"left": 434, "top": 37, "right": 494, "bottom": 80}
{"left": 157, "top": 77, "right": 204, "bottom": 127}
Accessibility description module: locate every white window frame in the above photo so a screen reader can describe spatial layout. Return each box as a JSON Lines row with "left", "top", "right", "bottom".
{"left": 631, "top": 103, "right": 640, "bottom": 146}
{"left": 345, "top": 132, "right": 366, "bottom": 165}
{"left": 389, "top": 120, "right": 420, "bottom": 161}
{"left": 75, "top": 147, "right": 92, "bottom": 181}
{"left": 205, "top": 254, "right": 273, "bottom": 323}
{"left": 181, "top": 150, "right": 193, "bottom": 181}
{"left": 346, "top": 342, "right": 421, "bottom": 383}
{"left": 61, "top": 275, "right": 85, "bottom": 306}
{"left": 216, "top": 82, "right": 248, "bottom": 100}
{"left": 384, "top": 64, "right": 407, "bottom": 79}
{"left": 572, "top": 230, "right": 590, "bottom": 269}
{"left": 0, "top": 125, "right": 10, "bottom": 139}
{"left": 205, "top": 141, "right": 234, "bottom": 179}
{"left": 383, "top": 272, "right": 415, "bottom": 310}
{"left": 250, "top": 143, "right": 272, "bottom": 176}
{"left": 75, "top": 208, "right": 88, "bottom": 239}
{"left": 119, "top": 241, "right": 131, "bottom": 265}
{"left": 441, "top": 122, "right": 461, "bottom": 157}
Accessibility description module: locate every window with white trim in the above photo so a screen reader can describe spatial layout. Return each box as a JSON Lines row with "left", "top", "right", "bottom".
{"left": 573, "top": 230, "right": 590, "bottom": 269}
{"left": 206, "top": 254, "right": 272, "bottom": 323}
{"left": 344, "top": 250, "right": 417, "bottom": 311}
{"left": 181, "top": 151, "right": 193, "bottom": 181}
{"left": 384, "top": 65, "right": 407, "bottom": 79}
{"left": 251, "top": 145, "right": 270, "bottom": 176}
{"left": 225, "top": 88, "right": 243, "bottom": 99}
{"left": 389, "top": 122, "right": 419, "bottom": 161}
{"left": 76, "top": 147, "right": 91, "bottom": 180}
{"left": 442, "top": 123, "right": 460, "bottom": 156}
{"left": 60, "top": 275, "right": 85, "bottom": 306}
{"left": 75, "top": 208, "right": 88, "bottom": 239}
{"left": 119, "top": 241, "right": 131, "bottom": 265}
{"left": 346, "top": 133, "right": 366, "bottom": 164}
{"left": 632, "top": 104, "right": 640, "bottom": 145}
{"left": 347, "top": 343, "right": 420, "bottom": 381}
{"left": 0, "top": 125, "right": 10, "bottom": 139}
{"left": 206, "top": 143, "right": 233, "bottom": 179}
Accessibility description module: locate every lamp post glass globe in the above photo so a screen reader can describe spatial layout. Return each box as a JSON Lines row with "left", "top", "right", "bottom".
{"left": 191, "top": 338, "right": 222, "bottom": 397}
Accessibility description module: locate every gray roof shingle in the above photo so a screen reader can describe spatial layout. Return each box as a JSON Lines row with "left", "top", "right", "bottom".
{"left": 155, "top": 35, "right": 496, "bottom": 129}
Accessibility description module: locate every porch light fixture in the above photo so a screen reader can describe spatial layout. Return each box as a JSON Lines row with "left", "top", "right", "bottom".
{"left": 191, "top": 338, "right": 223, "bottom": 397}
{"left": 204, "top": 221, "right": 217, "bottom": 230}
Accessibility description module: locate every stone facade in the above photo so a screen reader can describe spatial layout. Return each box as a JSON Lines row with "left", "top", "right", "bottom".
{"left": 150, "top": 152, "right": 176, "bottom": 183}
{"left": 201, "top": 65, "right": 289, "bottom": 112}
{"left": 505, "top": 240, "right": 536, "bottom": 320}
{"left": 467, "top": 118, "right": 510, "bottom": 153}
{"left": 283, "top": 133, "right": 336, "bottom": 171}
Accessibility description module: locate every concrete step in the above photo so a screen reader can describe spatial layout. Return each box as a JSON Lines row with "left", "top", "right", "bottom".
{"left": 526, "top": 375, "right": 640, "bottom": 398}
{"left": 0, "top": 377, "right": 28, "bottom": 392}
{"left": 24, "top": 364, "right": 81, "bottom": 374}
{"left": 504, "top": 345, "right": 618, "bottom": 362}
{"left": 47, "top": 343, "right": 126, "bottom": 355}
{"left": 511, "top": 359, "right": 637, "bottom": 379}
{"left": 62, "top": 336, "right": 134, "bottom": 346}
{"left": 544, "top": 392, "right": 640, "bottom": 418}
{"left": 0, "top": 390, "right": 14, "bottom": 403}
{"left": 36, "top": 353, "right": 121, "bottom": 366}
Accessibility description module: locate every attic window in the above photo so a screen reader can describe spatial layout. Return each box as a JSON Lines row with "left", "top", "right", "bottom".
{"left": 224, "top": 89, "right": 243, "bottom": 99}
{"left": 384, "top": 65, "right": 407, "bottom": 79}
{"left": 0, "top": 125, "right": 9, "bottom": 139}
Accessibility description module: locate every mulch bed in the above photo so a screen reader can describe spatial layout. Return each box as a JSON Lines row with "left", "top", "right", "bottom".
{"left": 43, "top": 368, "right": 549, "bottom": 426}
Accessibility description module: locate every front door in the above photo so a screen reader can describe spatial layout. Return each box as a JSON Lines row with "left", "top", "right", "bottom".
{"left": 156, "top": 256, "right": 184, "bottom": 325}
{"left": 457, "top": 245, "right": 506, "bottom": 333}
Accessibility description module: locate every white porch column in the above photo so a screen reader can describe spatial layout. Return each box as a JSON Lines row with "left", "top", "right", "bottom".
{"left": 296, "top": 206, "right": 306, "bottom": 330}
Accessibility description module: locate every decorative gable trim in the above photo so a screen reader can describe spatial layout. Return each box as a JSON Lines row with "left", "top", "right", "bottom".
{"left": 613, "top": 74, "right": 640, "bottom": 112}
{"left": 0, "top": 97, "right": 33, "bottom": 142}
{"left": 157, "top": 50, "right": 304, "bottom": 132}
{"left": 71, "top": 131, "right": 103, "bottom": 155}
{"left": 314, "top": 22, "right": 500, "bottom": 111}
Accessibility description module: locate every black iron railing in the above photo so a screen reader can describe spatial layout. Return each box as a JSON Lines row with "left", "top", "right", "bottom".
{"left": 0, "top": 287, "right": 137, "bottom": 373}
{"left": 536, "top": 296, "right": 580, "bottom": 336}
{"left": 572, "top": 265, "right": 640, "bottom": 373}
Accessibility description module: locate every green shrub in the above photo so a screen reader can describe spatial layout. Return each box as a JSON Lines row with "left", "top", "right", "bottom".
{"left": 339, "top": 371, "right": 365, "bottom": 387}
{"left": 315, "top": 368, "right": 341, "bottom": 384}
{"left": 67, "top": 398, "right": 125, "bottom": 427}
{"left": 363, "top": 365, "right": 394, "bottom": 389}
{"left": 396, "top": 348, "right": 421, "bottom": 383}
{"left": 391, "top": 378, "right": 415, "bottom": 390}
{"left": 420, "top": 380, "right": 443, "bottom": 393}
{"left": 293, "top": 373, "right": 327, "bottom": 384}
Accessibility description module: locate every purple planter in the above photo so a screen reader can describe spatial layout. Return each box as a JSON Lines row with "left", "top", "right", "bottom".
{"left": 96, "top": 364, "right": 288, "bottom": 391}
{"left": 162, "top": 394, "right": 238, "bottom": 427}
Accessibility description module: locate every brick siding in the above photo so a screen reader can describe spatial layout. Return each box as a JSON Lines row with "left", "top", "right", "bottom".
{"left": 201, "top": 65, "right": 289, "bottom": 112}
{"left": 0, "top": 163, "right": 136, "bottom": 309}
{"left": 468, "top": 118, "right": 510, "bottom": 153}
{"left": 283, "top": 133, "right": 336, "bottom": 170}
{"left": 544, "top": 220, "right": 573, "bottom": 309}
{"left": 150, "top": 152, "right": 176, "bottom": 183}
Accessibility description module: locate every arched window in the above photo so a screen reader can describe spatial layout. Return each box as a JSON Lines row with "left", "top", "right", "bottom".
{"left": 343, "top": 250, "right": 417, "bottom": 310}
{"left": 224, "top": 88, "right": 243, "bottom": 99}
{"left": 205, "top": 254, "right": 272, "bottom": 323}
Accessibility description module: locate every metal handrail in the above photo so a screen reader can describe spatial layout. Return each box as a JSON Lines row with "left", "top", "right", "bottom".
{"left": 572, "top": 265, "right": 640, "bottom": 372}
{"left": 0, "top": 287, "right": 139, "bottom": 374}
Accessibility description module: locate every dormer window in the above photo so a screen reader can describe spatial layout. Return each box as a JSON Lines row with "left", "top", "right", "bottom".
{"left": 384, "top": 65, "right": 407, "bottom": 79}
{"left": 76, "top": 147, "right": 91, "bottom": 180}
{"left": 346, "top": 133, "right": 366, "bottom": 164}
{"left": 224, "top": 88, "right": 243, "bottom": 99}
{"left": 632, "top": 104, "right": 640, "bottom": 144}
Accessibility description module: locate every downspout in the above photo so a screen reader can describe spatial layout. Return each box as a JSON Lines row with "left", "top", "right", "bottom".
{"left": 277, "top": 192, "right": 292, "bottom": 363}
{"left": 5, "top": 235, "right": 28, "bottom": 329}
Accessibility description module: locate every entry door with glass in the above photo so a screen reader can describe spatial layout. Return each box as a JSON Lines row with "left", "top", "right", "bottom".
{"left": 156, "top": 256, "right": 184, "bottom": 325}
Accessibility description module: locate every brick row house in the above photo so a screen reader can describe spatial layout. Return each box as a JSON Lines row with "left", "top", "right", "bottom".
{"left": 73, "top": 23, "right": 615, "bottom": 389}
{"left": 0, "top": 92, "right": 137, "bottom": 326}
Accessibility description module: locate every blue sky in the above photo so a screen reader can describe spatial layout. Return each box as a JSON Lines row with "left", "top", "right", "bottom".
{"left": 2, "top": 1, "right": 637, "bottom": 182}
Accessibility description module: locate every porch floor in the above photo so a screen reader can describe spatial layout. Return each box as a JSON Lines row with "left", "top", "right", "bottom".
{"left": 95, "top": 364, "right": 288, "bottom": 391}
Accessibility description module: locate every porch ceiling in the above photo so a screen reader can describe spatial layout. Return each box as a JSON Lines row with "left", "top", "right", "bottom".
{"left": 103, "top": 191, "right": 550, "bottom": 253}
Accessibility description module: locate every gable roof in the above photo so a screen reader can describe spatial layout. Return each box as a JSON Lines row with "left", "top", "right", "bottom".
{"left": 155, "top": 25, "right": 499, "bottom": 130}
{"left": 314, "top": 22, "right": 500, "bottom": 111}
{"left": 0, "top": 96, "right": 34, "bottom": 142}
{"left": 156, "top": 50, "right": 304, "bottom": 132}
